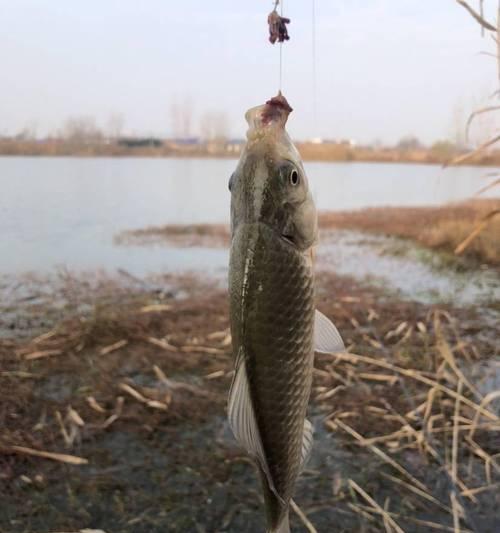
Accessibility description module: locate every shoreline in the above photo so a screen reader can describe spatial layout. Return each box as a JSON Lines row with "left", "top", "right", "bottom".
{"left": 1, "top": 153, "right": 498, "bottom": 170}
{"left": 115, "top": 199, "right": 500, "bottom": 268}
{"left": 1, "top": 142, "right": 500, "bottom": 167}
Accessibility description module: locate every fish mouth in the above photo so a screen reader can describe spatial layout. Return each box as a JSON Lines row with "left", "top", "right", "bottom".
{"left": 245, "top": 92, "right": 293, "bottom": 141}
{"left": 261, "top": 93, "right": 293, "bottom": 126}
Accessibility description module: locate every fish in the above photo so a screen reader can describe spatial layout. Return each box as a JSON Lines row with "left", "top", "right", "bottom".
{"left": 227, "top": 93, "right": 345, "bottom": 533}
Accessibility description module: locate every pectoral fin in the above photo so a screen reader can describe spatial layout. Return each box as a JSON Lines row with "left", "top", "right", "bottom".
{"left": 274, "top": 512, "right": 290, "bottom": 533}
{"left": 314, "top": 309, "right": 345, "bottom": 353}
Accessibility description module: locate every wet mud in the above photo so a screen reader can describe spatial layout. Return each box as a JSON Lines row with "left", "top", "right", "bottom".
{"left": 1, "top": 266, "right": 498, "bottom": 532}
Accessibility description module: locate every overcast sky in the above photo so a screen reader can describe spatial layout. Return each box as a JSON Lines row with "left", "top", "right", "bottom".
{"left": 0, "top": 0, "right": 498, "bottom": 143}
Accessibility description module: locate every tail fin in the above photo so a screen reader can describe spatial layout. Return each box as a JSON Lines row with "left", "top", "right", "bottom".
{"left": 259, "top": 465, "right": 290, "bottom": 533}
{"left": 273, "top": 512, "right": 290, "bottom": 533}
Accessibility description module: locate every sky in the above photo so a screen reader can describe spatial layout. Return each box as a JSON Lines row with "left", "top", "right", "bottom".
{"left": 0, "top": 0, "right": 498, "bottom": 144}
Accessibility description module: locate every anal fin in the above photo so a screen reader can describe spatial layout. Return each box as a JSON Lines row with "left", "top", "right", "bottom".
{"left": 300, "top": 418, "right": 314, "bottom": 470}
{"left": 227, "top": 351, "right": 284, "bottom": 505}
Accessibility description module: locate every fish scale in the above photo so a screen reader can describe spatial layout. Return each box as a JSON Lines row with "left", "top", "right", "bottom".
{"left": 228, "top": 94, "right": 344, "bottom": 533}
{"left": 229, "top": 222, "right": 315, "bottom": 521}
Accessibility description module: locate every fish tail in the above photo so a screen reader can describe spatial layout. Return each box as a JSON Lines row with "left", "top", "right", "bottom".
{"left": 259, "top": 466, "right": 290, "bottom": 533}
{"left": 272, "top": 512, "right": 290, "bottom": 533}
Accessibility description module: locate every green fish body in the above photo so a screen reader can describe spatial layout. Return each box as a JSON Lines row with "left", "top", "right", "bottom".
{"left": 228, "top": 95, "right": 344, "bottom": 533}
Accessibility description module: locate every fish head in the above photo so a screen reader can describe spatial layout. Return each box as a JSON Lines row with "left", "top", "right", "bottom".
{"left": 229, "top": 94, "right": 318, "bottom": 251}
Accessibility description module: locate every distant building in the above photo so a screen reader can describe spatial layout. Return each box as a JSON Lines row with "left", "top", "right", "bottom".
{"left": 170, "top": 137, "right": 201, "bottom": 146}
{"left": 305, "top": 137, "right": 357, "bottom": 147}
{"left": 118, "top": 137, "right": 163, "bottom": 148}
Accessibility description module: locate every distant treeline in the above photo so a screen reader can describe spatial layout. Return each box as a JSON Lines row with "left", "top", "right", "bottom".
{"left": 295, "top": 142, "right": 500, "bottom": 167}
{"left": 1, "top": 137, "right": 499, "bottom": 166}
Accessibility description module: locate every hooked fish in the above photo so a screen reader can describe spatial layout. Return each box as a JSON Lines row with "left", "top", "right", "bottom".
{"left": 227, "top": 94, "right": 345, "bottom": 533}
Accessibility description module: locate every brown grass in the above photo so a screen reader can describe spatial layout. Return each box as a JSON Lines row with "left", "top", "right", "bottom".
{"left": 115, "top": 200, "right": 500, "bottom": 266}
{"left": 315, "top": 273, "right": 499, "bottom": 532}
{"left": 0, "top": 271, "right": 498, "bottom": 531}
{"left": 319, "top": 199, "right": 500, "bottom": 265}
{"left": 115, "top": 223, "right": 230, "bottom": 248}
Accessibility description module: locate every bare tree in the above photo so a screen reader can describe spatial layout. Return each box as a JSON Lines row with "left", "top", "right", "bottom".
{"left": 170, "top": 95, "right": 193, "bottom": 139}
{"left": 107, "top": 113, "right": 125, "bottom": 139}
{"left": 450, "top": 101, "right": 467, "bottom": 148}
{"left": 200, "top": 111, "right": 229, "bottom": 142}
{"left": 180, "top": 97, "right": 193, "bottom": 138}
{"left": 450, "top": 0, "right": 500, "bottom": 165}
{"left": 450, "top": 0, "right": 500, "bottom": 255}
{"left": 14, "top": 121, "right": 37, "bottom": 141}
{"left": 170, "top": 100, "right": 181, "bottom": 138}
{"left": 62, "top": 116, "right": 103, "bottom": 143}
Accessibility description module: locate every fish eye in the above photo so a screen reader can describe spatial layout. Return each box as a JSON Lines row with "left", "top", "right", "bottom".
{"left": 289, "top": 169, "right": 300, "bottom": 187}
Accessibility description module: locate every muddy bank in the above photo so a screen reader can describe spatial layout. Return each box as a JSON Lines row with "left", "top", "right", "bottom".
{"left": 114, "top": 203, "right": 500, "bottom": 310}
{"left": 115, "top": 199, "right": 500, "bottom": 267}
{"left": 318, "top": 230, "right": 500, "bottom": 308}
{"left": 115, "top": 224, "right": 230, "bottom": 249}
{"left": 319, "top": 199, "right": 500, "bottom": 267}
{"left": 1, "top": 270, "right": 499, "bottom": 532}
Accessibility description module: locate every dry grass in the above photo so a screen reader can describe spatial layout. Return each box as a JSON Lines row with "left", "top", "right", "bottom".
{"left": 320, "top": 199, "right": 500, "bottom": 265}
{"left": 115, "top": 223, "right": 230, "bottom": 248}
{"left": 115, "top": 200, "right": 500, "bottom": 266}
{"left": 0, "top": 274, "right": 229, "bottom": 453}
{"left": 314, "top": 273, "right": 499, "bottom": 532}
{"left": 1, "top": 272, "right": 498, "bottom": 531}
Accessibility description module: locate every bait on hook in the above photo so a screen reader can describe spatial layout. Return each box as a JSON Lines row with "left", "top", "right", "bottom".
{"left": 268, "top": 0, "right": 291, "bottom": 44}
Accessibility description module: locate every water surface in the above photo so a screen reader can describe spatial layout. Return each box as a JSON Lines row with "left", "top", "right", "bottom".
{"left": 1, "top": 156, "right": 496, "bottom": 275}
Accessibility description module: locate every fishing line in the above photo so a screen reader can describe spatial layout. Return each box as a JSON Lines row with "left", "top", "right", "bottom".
{"left": 268, "top": 0, "right": 289, "bottom": 92}
{"left": 280, "top": 0, "right": 284, "bottom": 91}
{"left": 312, "top": 0, "right": 318, "bottom": 134}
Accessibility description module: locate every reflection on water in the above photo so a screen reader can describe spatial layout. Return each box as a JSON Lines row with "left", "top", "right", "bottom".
{"left": 0, "top": 156, "right": 498, "bottom": 276}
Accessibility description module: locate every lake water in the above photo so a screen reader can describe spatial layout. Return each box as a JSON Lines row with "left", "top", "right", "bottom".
{"left": 0, "top": 156, "right": 497, "bottom": 277}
